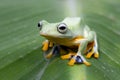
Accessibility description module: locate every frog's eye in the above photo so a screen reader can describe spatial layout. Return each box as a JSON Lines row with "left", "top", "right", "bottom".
{"left": 57, "top": 23, "right": 67, "bottom": 34}
{"left": 38, "top": 21, "right": 42, "bottom": 30}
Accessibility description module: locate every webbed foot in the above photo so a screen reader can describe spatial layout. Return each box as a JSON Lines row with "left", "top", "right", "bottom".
{"left": 68, "top": 55, "right": 91, "bottom": 66}
{"left": 61, "top": 53, "right": 91, "bottom": 66}
{"left": 86, "top": 46, "right": 99, "bottom": 59}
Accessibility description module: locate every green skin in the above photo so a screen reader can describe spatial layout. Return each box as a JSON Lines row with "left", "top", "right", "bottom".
{"left": 38, "top": 17, "right": 99, "bottom": 65}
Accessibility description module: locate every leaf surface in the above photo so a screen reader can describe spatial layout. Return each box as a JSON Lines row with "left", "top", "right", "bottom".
{"left": 0, "top": 0, "right": 120, "bottom": 80}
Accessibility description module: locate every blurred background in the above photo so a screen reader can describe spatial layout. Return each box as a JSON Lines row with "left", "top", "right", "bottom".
{"left": 0, "top": 0, "right": 120, "bottom": 80}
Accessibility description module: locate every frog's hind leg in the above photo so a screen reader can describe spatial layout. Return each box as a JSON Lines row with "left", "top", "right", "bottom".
{"left": 68, "top": 26, "right": 98, "bottom": 66}
{"left": 86, "top": 36, "right": 99, "bottom": 58}
{"left": 45, "top": 45, "right": 60, "bottom": 59}
{"left": 93, "top": 36, "right": 99, "bottom": 58}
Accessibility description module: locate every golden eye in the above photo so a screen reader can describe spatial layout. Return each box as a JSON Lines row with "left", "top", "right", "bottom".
{"left": 57, "top": 23, "right": 67, "bottom": 34}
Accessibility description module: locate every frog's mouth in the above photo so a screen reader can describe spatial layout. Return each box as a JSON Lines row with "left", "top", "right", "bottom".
{"left": 40, "top": 33, "right": 64, "bottom": 39}
{"left": 40, "top": 32, "right": 71, "bottom": 39}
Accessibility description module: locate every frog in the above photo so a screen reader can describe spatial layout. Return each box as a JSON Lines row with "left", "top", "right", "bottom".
{"left": 37, "top": 17, "right": 99, "bottom": 66}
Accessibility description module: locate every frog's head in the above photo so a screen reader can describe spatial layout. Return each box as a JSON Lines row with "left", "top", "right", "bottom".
{"left": 38, "top": 17, "right": 82, "bottom": 40}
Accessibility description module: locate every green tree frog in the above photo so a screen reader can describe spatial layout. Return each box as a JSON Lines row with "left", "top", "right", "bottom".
{"left": 38, "top": 17, "right": 99, "bottom": 66}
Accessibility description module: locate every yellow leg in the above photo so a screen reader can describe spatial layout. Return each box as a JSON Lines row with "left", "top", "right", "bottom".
{"left": 68, "top": 58, "right": 76, "bottom": 66}
{"left": 86, "top": 49, "right": 94, "bottom": 58}
{"left": 42, "top": 41, "right": 49, "bottom": 51}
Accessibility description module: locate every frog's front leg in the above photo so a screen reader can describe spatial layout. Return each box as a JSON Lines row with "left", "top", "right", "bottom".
{"left": 84, "top": 26, "right": 99, "bottom": 59}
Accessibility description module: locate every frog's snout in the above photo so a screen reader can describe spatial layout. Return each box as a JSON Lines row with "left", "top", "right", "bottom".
{"left": 39, "top": 31, "right": 48, "bottom": 37}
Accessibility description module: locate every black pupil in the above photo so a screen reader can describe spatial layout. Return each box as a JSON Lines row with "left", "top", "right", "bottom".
{"left": 59, "top": 26, "right": 66, "bottom": 30}
{"left": 38, "top": 23, "right": 41, "bottom": 27}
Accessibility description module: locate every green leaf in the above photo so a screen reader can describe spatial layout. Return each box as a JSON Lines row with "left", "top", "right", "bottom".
{"left": 0, "top": 0, "right": 120, "bottom": 80}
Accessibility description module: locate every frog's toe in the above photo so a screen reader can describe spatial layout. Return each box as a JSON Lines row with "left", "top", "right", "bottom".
{"left": 42, "top": 41, "right": 49, "bottom": 51}
{"left": 68, "top": 58, "right": 76, "bottom": 66}
{"left": 83, "top": 61, "right": 91, "bottom": 66}
{"left": 94, "top": 52, "right": 99, "bottom": 58}
{"left": 42, "top": 45, "right": 48, "bottom": 51}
